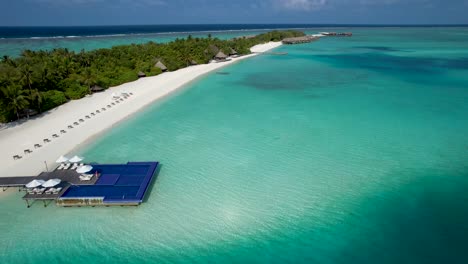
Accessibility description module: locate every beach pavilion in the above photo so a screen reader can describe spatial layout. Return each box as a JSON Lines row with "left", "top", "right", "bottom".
{"left": 155, "top": 61, "right": 167, "bottom": 72}
{"left": 214, "top": 51, "right": 228, "bottom": 61}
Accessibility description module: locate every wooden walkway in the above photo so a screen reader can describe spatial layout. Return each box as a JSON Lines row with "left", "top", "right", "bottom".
{"left": 0, "top": 176, "right": 35, "bottom": 188}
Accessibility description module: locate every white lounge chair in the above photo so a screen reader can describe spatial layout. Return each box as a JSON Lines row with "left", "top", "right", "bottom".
{"left": 35, "top": 188, "right": 46, "bottom": 194}
{"left": 53, "top": 187, "right": 62, "bottom": 194}
{"left": 79, "top": 174, "right": 93, "bottom": 181}
{"left": 71, "top": 163, "right": 79, "bottom": 170}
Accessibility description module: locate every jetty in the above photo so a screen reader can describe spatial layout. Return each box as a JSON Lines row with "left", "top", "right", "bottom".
{"left": 0, "top": 161, "right": 160, "bottom": 208}
{"left": 282, "top": 36, "right": 320, "bottom": 45}
{"left": 319, "top": 32, "right": 353, "bottom": 37}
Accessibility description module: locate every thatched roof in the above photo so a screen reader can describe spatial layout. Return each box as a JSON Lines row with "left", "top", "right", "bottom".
{"left": 90, "top": 85, "right": 105, "bottom": 92}
{"left": 155, "top": 61, "right": 167, "bottom": 71}
{"left": 215, "top": 51, "right": 228, "bottom": 59}
{"left": 206, "top": 45, "right": 219, "bottom": 55}
{"left": 190, "top": 60, "right": 198, "bottom": 65}
{"left": 20, "top": 108, "right": 38, "bottom": 118}
{"left": 229, "top": 48, "right": 238, "bottom": 55}
{"left": 138, "top": 71, "right": 146, "bottom": 78}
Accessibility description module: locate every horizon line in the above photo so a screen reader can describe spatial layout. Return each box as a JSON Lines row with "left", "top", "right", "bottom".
{"left": 1, "top": 23, "right": 468, "bottom": 28}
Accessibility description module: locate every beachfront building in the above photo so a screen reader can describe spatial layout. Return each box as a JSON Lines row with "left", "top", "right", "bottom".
{"left": 90, "top": 85, "right": 105, "bottom": 93}
{"left": 155, "top": 61, "right": 168, "bottom": 72}
{"left": 214, "top": 51, "right": 228, "bottom": 61}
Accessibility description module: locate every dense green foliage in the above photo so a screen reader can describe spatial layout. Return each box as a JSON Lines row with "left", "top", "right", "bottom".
{"left": 0, "top": 30, "right": 304, "bottom": 122}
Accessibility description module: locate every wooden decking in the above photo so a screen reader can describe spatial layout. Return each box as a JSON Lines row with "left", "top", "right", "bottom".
{"left": 36, "top": 170, "right": 98, "bottom": 185}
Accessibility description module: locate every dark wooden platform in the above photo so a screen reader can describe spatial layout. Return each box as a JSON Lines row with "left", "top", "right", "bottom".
{"left": 36, "top": 170, "right": 98, "bottom": 185}
{"left": 0, "top": 176, "right": 35, "bottom": 187}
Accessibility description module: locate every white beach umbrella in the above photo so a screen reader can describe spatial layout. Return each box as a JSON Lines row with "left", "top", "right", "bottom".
{"left": 69, "top": 155, "right": 83, "bottom": 163}
{"left": 25, "top": 179, "right": 45, "bottom": 188}
{"left": 76, "top": 165, "right": 93, "bottom": 174}
{"left": 42, "top": 179, "right": 61, "bottom": 188}
{"left": 55, "top": 155, "right": 69, "bottom": 163}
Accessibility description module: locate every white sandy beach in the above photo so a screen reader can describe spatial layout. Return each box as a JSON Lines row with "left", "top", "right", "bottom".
{"left": 0, "top": 41, "right": 282, "bottom": 177}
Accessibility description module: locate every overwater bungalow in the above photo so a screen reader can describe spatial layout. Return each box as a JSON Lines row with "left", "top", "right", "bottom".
{"left": 155, "top": 61, "right": 167, "bottom": 72}
{"left": 282, "top": 36, "right": 320, "bottom": 45}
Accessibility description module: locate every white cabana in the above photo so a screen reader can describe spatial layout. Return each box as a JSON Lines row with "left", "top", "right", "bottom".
{"left": 76, "top": 165, "right": 93, "bottom": 174}
{"left": 69, "top": 155, "right": 83, "bottom": 163}
{"left": 55, "top": 155, "right": 69, "bottom": 163}
{"left": 42, "top": 179, "right": 61, "bottom": 188}
{"left": 25, "top": 179, "right": 45, "bottom": 188}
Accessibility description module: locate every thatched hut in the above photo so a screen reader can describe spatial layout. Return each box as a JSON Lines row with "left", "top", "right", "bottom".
{"left": 208, "top": 45, "right": 219, "bottom": 55}
{"left": 138, "top": 71, "right": 146, "bottom": 78}
{"left": 214, "top": 51, "right": 228, "bottom": 61}
{"left": 90, "top": 85, "right": 105, "bottom": 93}
{"left": 155, "top": 61, "right": 167, "bottom": 72}
{"left": 229, "top": 48, "right": 238, "bottom": 56}
{"left": 190, "top": 60, "right": 198, "bottom": 66}
{"left": 20, "top": 109, "right": 38, "bottom": 119}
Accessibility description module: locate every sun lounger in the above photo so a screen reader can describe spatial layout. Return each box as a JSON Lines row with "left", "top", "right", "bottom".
{"left": 57, "top": 164, "right": 65, "bottom": 170}
{"left": 45, "top": 188, "right": 53, "bottom": 194}
{"left": 71, "top": 163, "right": 79, "bottom": 170}
{"left": 53, "top": 187, "right": 62, "bottom": 195}
{"left": 27, "top": 188, "right": 35, "bottom": 194}
{"left": 35, "top": 188, "right": 46, "bottom": 194}
{"left": 63, "top": 163, "right": 71, "bottom": 170}
{"left": 79, "top": 174, "right": 93, "bottom": 181}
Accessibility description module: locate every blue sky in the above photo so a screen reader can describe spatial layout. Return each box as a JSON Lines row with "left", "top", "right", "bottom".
{"left": 1, "top": 0, "right": 467, "bottom": 26}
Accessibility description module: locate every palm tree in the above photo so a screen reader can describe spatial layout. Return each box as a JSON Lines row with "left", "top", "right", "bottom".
{"left": 20, "top": 64, "right": 34, "bottom": 95}
{"left": 30, "top": 88, "right": 42, "bottom": 113}
{"left": 0, "top": 85, "right": 29, "bottom": 120}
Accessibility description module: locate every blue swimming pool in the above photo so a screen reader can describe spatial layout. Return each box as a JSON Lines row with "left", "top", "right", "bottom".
{"left": 60, "top": 162, "right": 159, "bottom": 204}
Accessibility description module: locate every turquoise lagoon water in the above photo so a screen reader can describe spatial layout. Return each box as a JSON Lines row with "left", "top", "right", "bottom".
{"left": 0, "top": 29, "right": 272, "bottom": 57}
{"left": 1, "top": 28, "right": 468, "bottom": 263}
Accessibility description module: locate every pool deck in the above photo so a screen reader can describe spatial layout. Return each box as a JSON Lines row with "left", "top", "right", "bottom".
{"left": 0, "top": 161, "right": 159, "bottom": 208}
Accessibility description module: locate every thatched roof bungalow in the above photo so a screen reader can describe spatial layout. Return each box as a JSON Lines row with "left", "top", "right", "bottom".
{"left": 138, "top": 71, "right": 146, "bottom": 78}
{"left": 90, "top": 85, "right": 105, "bottom": 93}
{"left": 229, "top": 48, "right": 238, "bottom": 56}
{"left": 214, "top": 51, "right": 228, "bottom": 61}
{"left": 155, "top": 61, "right": 167, "bottom": 72}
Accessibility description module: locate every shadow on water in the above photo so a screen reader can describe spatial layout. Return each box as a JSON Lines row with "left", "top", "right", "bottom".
{"left": 142, "top": 163, "right": 162, "bottom": 203}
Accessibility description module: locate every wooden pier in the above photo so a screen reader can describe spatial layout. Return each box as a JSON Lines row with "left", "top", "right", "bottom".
{"left": 282, "top": 36, "right": 320, "bottom": 45}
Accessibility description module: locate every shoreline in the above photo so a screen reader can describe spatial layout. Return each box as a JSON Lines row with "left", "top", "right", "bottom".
{"left": 0, "top": 41, "right": 282, "bottom": 177}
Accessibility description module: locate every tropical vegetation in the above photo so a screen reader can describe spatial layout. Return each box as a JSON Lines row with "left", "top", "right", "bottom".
{"left": 0, "top": 30, "right": 304, "bottom": 122}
